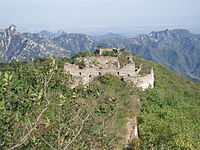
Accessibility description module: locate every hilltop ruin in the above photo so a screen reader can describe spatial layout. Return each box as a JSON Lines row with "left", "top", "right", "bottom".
{"left": 64, "top": 50, "right": 154, "bottom": 90}
{"left": 94, "top": 48, "right": 119, "bottom": 55}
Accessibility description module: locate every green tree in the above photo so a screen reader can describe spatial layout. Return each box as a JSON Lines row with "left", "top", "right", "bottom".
{"left": 71, "top": 50, "right": 92, "bottom": 59}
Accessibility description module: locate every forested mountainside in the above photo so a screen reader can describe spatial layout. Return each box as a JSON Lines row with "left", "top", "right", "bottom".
{"left": 0, "top": 52, "right": 199, "bottom": 149}
{"left": 0, "top": 25, "right": 200, "bottom": 81}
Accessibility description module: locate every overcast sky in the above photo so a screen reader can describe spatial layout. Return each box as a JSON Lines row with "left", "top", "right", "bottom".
{"left": 0, "top": 0, "right": 200, "bottom": 33}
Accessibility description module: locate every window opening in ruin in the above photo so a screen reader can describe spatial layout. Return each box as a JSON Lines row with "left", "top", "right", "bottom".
{"left": 99, "top": 72, "right": 102, "bottom": 75}
{"left": 79, "top": 72, "right": 82, "bottom": 75}
{"left": 117, "top": 72, "right": 119, "bottom": 75}
{"left": 127, "top": 74, "right": 130, "bottom": 77}
{"left": 89, "top": 75, "right": 92, "bottom": 78}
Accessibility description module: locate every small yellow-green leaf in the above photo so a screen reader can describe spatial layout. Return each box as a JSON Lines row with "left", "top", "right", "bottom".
{"left": 4, "top": 72, "right": 9, "bottom": 80}
{"left": 15, "top": 113, "right": 19, "bottom": 122}
{"left": 9, "top": 73, "right": 13, "bottom": 81}
{"left": 0, "top": 100, "right": 4, "bottom": 107}
{"left": 37, "top": 89, "right": 43, "bottom": 99}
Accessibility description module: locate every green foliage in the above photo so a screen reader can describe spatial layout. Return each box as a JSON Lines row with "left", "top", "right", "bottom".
{"left": 0, "top": 52, "right": 200, "bottom": 149}
{"left": 97, "top": 73, "right": 122, "bottom": 86}
{"left": 75, "top": 60, "right": 86, "bottom": 69}
{"left": 120, "top": 48, "right": 126, "bottom": 52}
{"left": 102, "top": 51, "right": 118, "bottom": 57}
{"left": 118, "top": 50, "right": 133, "bottom": 67}
{"left": 71, "top": 50, "right": 92, "bottom": 59}
{"left": 138, "top": 65, "right": 151, "bottom": 75}
{"left": 0, "top": 58, "right": 140, "bottom": 149}
{"left": 128, "top": 138, "right": 142, "bottom": 150}
{"left": 133, "top": 55, "right": 200, "bottom": 150}
{"left": 90, "top": 59, "right": 100, "bottom": 66}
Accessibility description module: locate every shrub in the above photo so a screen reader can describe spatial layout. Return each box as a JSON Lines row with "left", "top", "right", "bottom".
{"left": 118, "top": 50, "right": 132, "bottom": 67}
{"left": 97, "top": 73, "right": 122, "bottom": 86}
{"left": 76, "top": 60, "right": 86, "bottom": 69}
{"left": 72, "top": 50, "right": 92, "bottom": 59}
{"left": 102, "top": 51, "right": 118, "bottom": 57}
{"left": 127, "top": 138, "right": 142, "bottom": 150}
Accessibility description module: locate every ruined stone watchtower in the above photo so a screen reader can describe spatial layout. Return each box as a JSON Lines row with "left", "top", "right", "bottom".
{"left": 94, "top": 48, "right": 119, "bottom": 55}
{"left": 64, "top": 51, "right": 154, "bottom": 90}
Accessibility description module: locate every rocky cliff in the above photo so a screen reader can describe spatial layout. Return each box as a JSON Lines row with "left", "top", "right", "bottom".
{"left": 0, "top": 25, "right": 69, "bottom": 62}
{"left": 52, "top": 33, "right": 95, "bottom": 54}
{"left": 40, "top": 30, "right": 66, "bottom": 39}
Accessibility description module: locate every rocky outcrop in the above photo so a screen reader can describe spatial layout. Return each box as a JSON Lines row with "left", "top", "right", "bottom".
{"left": 40, "top": 30, "right": 66, "bottom": 39}
{"left": 0, "top": 25, "right": 69, "bottom": 62}
{"left": 53, "top": 33, "right": 95, "bottom": 54}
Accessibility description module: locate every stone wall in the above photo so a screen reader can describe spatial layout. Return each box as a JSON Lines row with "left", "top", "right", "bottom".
{"left": 131, "top": 68, "right": 154, "bottom": 90}
{"left": 94, "top": 48, "right": 119, "bottom": 55}
{"left": 76, "top": 56, "right": 119, "bottom": 69}
{"left": 64, "top": 56, "right": 154, "bottom": 90}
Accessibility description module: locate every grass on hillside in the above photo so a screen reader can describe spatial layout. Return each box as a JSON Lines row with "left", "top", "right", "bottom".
{"left": 132, "top": 54, "right": 200, "bottom": 150}
{"left": 0, "top": 52, "right": 200, "bottom": 150}
{"left": 0, "top": 57, "right": 140, "bottom": 150}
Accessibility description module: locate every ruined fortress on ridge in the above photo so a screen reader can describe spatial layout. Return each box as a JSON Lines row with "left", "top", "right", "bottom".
{"left": 64, "top": 48, "right": 154, "bottom": 90}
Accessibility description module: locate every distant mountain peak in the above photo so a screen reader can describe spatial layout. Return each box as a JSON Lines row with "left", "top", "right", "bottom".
{"left": 106, "top": 32, "right": 118, "bottom": 35}
{"left": 40, "top": 29, "right": 67, "bottom": 39}
{"left": 8, "top": 24, "right": 18, "bottom": 32}
{"left": 57, "top": 29, "right": 66, "bottom": 34}
{"left": 93, "top": 32, "right": 125, "bottom": 40}
{"left": 0, "top": 25, "right": 69, "bottom": 62}
{"left": 150, "top": 29, "right": 169, "bottom": 36}
{"left": 150, "top": 29, "right": 191, "bottom": 35}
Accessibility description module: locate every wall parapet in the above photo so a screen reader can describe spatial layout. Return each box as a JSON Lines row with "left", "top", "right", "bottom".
{"left": 64, "top": 56, "right": 154, "bottom": 90}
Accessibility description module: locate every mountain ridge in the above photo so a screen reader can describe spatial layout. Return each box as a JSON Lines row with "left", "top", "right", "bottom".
{"left": 52, "top": 33, "right": 95, "bottom": 53}
{"left": 0, "top": 25, "right": 199, "bottom": 81}
{"left": 40, "top": 29, "right": 67, "bottom": 39}
{"left": 92, "top": 32, "right": 126, "bottom": 40}
{"left": 0, "top": 25, "right": 69, "bottom": 62}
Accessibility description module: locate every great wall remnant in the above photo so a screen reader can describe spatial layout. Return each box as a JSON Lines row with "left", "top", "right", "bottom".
{"left": 64, "top": 49, "right": 155, "bottom": 148}
{"left": 94, "top": 48, "right": 120, "bottom": 55}
{"left": 64, "top": 53, "right": 154, "bottom": 90}
{"left": 125, "top": 117, "right": 138, "bottom": 147}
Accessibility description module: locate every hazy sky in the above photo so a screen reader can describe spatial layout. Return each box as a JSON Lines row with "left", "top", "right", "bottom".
{"left": 0, "top": 0, "right": 200, "bottom": 33}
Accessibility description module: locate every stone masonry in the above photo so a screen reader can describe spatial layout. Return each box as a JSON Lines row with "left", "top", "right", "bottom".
{"left": 94, "top": 48, "right": 119, "bottom": 55}
{"left": 64, "top": 56, "right": 154, "bottom": 90}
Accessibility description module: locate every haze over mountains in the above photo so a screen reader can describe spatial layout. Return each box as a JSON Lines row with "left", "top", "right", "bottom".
{"left": 0, "top": 25, "right": 200, "bottom": 81}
